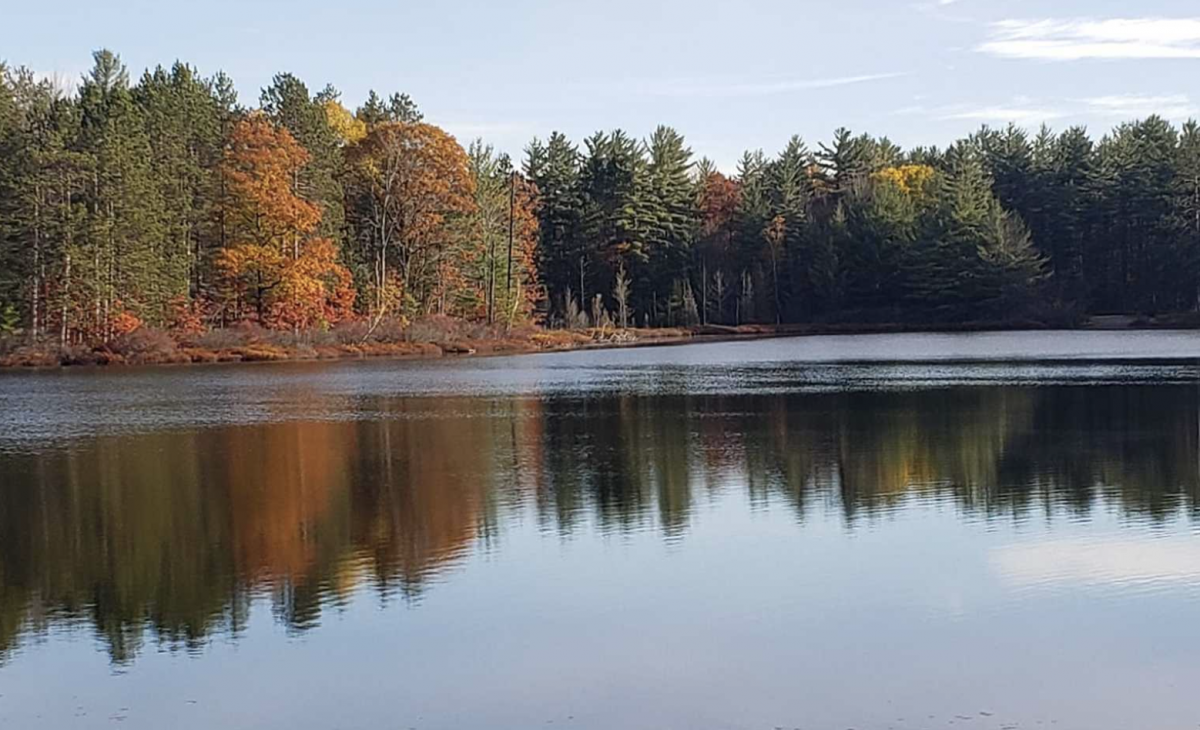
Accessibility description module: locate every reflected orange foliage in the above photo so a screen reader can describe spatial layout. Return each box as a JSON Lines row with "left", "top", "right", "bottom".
{"left": 224, "top": 421, "right": 352, "bottom": 582}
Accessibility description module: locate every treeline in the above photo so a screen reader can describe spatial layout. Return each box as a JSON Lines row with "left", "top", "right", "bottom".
{"left": 532, "top": 120, "right": 1200, "bottom": 326}
{"left": 3, "top": 50, "right": 1200, "bottom": 344}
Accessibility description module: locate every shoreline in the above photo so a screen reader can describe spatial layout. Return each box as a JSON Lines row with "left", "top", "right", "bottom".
{"left": 2, "top": 316, "right": 1198, "bottom": 371}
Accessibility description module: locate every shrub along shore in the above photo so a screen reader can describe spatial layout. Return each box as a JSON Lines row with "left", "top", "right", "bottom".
{"left": 4, "top": 313, "right": 1194, "bottom": 369}
{"left": 0, "top": 315, "right": 689, "bottom": 368}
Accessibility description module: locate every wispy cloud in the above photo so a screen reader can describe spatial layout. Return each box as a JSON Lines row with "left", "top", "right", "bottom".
{"left": 901, "top": 93, "right": 1199, "bottom": 126}
{"left": 941, "top": 107, "right": 1067, "bottom": 123}
{"left": 1083, "top": 94, "right": 1199, "bottom": 120}
{"left": 633, "top": 72, "right": 908, "bottom": 99}
{"left": 937, "top": 100, "right": 1069, "bottom": 123}
{"left": 978, "top": 18, "right": 1200, "bottom": 60}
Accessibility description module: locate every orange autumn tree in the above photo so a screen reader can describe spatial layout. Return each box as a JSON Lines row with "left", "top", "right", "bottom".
{"left": 696, "top": 168, "right": 740, "bottom": 265}
{"left": 217, "top": 116, "right": 355, "bottom": 328}
{"left": 346, "top": 122, "right": 475, "bottom": 320}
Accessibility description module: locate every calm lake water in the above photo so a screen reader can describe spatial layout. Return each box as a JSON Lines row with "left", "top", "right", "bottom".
{"left": 3, "top": 330, "right": 1200, "bottom": 730}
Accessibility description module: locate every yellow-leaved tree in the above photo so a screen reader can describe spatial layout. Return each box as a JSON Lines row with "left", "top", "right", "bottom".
{"left": 346, "top": 122, "right": 476, "bottom": 321}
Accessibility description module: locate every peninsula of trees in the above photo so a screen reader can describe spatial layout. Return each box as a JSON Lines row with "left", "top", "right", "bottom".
{"left": 2, "top": 50, "right": 1200, "bottom": 358}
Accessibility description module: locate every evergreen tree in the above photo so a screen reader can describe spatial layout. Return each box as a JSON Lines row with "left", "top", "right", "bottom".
{"left": 134, "top": 62, "right": 227, "bottom": 302}
{"left": 732, "top": 150, "right": 772, "bottom": 320}
{"left": 1173, "top": 121, "right": 1200, "bottom": 308}
{"left": 1089, "top": 117, "right": 1181, "bottom": 313}
{"left": 767, "top": 136, "right": 812, "bottom": 316}
{"left": 525, "top": 132, "right": 582, "bottom": 318}
{"left": 644, "top": 126, "right": 696, "bottom": 319}
{"left": 818, "top": 128, "right": 873, "bottom": 201}
{"left": 78, "top": 49, "right": 170, "bottom": 332}
{"left": 356, "top": 90, "right": 422, "bottom": 127}
{"left": 576, "top": 130, "right": 653, "bottom": 311}
{"left": 0, "top": 65, "right": 26, "bottom": 329}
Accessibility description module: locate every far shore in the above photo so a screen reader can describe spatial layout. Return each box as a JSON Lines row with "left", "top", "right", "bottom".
{"left": 2, "top": 313, "right": 1199, "bottom": 371}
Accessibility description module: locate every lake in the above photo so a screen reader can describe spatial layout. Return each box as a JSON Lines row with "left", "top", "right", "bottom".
{"left": 2, "top": 330, "right": 1200, "bottom": 730}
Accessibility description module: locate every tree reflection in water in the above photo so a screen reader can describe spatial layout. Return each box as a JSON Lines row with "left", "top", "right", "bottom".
{"left": 1, "top": 384, "right": 1196, "bottom": 663}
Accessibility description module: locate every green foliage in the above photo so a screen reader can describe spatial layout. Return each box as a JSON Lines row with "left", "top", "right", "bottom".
{"left": 0, "top": 302, "right": 19, "bottom": 335}
{"left": 134, "top": 62, "right": 234, "bottom": 302}
{"left": 525, "top": 132, "right": 583, "bottom": 315}
{"left": 356, "top": 90, "right": 422, "bottom": 127}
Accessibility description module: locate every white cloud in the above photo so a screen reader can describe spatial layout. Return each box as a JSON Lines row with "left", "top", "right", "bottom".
{"left": 978, "top": 18, "right": 1200, "bottom": 60}
{"left": 908, "top": 93, "right": 1199, "bottom": 126}
{"left": 634, "top": 72, "right": 908, "bottom": 99}
{"left": 938, "top": 105, "right": 1069, "bottom": 123}
{"left": 1083, "top": 94, "right": 1199, "bottom": 120}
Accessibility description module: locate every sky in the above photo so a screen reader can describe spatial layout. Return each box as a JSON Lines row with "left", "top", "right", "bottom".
{"left": 3, "top": 0, "right": 1200, "bottom": 169}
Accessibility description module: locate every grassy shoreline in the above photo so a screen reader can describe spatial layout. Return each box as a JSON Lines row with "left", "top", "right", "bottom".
{"left": 1, "top": 314, "right": 1197, "bottom": 370}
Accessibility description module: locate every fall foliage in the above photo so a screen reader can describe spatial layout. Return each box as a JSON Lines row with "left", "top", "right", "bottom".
{"left": 346, "top": 121, "right": 476, "bottom": 319}
{"left": 215, "top": 116, "right": 355, "bottom": 327}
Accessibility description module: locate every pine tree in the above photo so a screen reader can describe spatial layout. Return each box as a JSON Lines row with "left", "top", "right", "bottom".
{"left": 767, "top": 136, "right": 812, "bottom": 317}
{"left": 818, "top": 128, "right": 873, "bottom": 201}
{"left": 644, "top": 126, "right": 696, "bottom": 318}
{"left": 1089, "top": 117, "right": 1180, "bottom": 313}
{"left": 1174, "top": 121, "right": 1200, "bottom": 308}
{"left": 0, "top": 64, "right": 26, "bottom": 331}
{"left": 732, "top": 150, "right": 771, "bottom": 320}
{"left": 525, "top": 132, "right": 582, "bottom": 319}
{"left": 356, "top": 90, "right": 422, "bottom": 127}
{"left": 576, "top": 130, "right": 654, "bottom": 312}
{"left": 134, "top": 62, "right": 228, "bottom": 304}
{"left": 78, "top": 49, "right": 170, "bottom": 333}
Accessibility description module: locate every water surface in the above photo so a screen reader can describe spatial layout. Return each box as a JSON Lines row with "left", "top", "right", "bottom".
{"left": 2, "top": 330, "right": 1200, "bottom": 730}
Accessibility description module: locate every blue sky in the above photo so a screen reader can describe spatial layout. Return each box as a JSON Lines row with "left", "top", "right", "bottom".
{"left": 4, "top": 0, "right": 1200, "bottom": 168}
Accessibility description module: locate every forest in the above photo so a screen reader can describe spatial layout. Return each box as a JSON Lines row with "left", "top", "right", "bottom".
{"left": 3, "top": 50, "right": 1200, "bottom": 355}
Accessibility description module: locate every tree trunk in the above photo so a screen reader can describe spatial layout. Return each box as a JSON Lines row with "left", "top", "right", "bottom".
{"left": 771, "top": 254, "right": 782, "bottom": 325}
{"left": 505, "top": 171, "right": 515, "bottom": 326}
{"left": 31, "top": 184, "right": 42, "bottom": 339}
{"left": 60, "top": 252, "right": 71, "bottom": 347}
{"left": 578, "top": 256, "right": 586, "bottom": 314}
